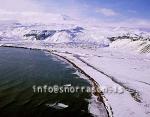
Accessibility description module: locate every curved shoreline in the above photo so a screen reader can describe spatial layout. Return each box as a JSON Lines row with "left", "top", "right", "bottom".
{"left": 52, "top": 52, "right": 112, "bottom": 117}
{"left": 0, "top": 45, "right": 113, "bottom": 117}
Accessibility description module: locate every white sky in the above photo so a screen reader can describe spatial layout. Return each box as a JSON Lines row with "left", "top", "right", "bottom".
{"left": 0, "top": 0, "right": 42, "bottom": 12}
{"left": 0, "top": 0, "right": 149, "bottom": 28}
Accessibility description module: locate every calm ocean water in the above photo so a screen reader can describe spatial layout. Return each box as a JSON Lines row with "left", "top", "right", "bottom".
{"left": 0, "top": 47, "right": 92, "bottom": 117}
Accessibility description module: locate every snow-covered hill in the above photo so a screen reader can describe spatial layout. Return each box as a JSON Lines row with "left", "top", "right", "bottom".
{"left": 0, "top": 18, "right": 150, "bottom": 53}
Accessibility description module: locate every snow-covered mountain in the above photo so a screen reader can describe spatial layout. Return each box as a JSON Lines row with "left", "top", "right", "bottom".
{"left": 0, "top": 17, "right": 150, "bottom": 53}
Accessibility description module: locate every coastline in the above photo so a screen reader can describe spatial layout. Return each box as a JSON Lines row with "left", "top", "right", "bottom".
{"left": 1, "top": 41, "right": 150, "bottom": 117}
{"left": 0, "top": 45, "right": 111, "bottom": 117}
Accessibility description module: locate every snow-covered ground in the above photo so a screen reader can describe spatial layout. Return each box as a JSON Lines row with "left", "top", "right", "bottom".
{"left": 51, "top": 47, "right": 150, "bottom": 117}
{"left": 0, "top": 20, "right": 150, "bottom": 117}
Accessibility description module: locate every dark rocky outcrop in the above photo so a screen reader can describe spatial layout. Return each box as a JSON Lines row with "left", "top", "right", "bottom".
{"left": 24, "top": 26, "right": 84, "bottom": 40}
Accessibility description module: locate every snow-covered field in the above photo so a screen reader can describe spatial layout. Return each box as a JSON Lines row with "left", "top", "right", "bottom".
{"left": 52, "top": 47, "right": 150, "bottom": 117}
{"left": 0, "top": 19, "right": 150, "bottom": 117}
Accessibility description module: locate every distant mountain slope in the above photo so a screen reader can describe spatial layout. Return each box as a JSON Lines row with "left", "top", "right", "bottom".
{"left": 0, "top": 19, "right": 150, "bottom": 53}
